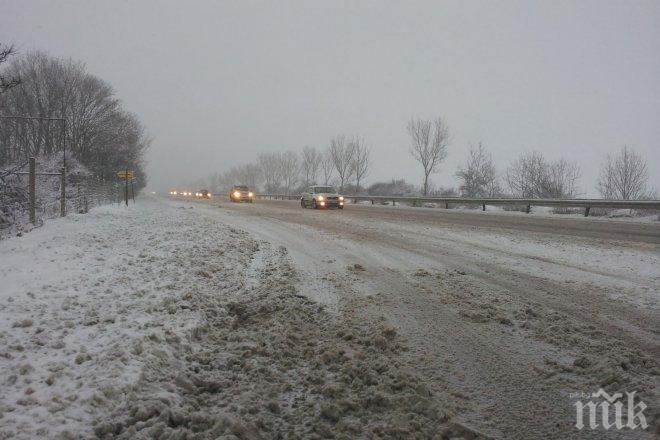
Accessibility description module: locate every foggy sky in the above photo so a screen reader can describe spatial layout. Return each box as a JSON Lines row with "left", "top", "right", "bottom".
{"left": 2, "top": 0, "right": 659, "bottom": 195}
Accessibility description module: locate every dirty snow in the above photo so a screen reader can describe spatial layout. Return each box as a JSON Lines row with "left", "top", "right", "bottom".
{"left": 0, "top": 198, "right": 475, "bottom": 439}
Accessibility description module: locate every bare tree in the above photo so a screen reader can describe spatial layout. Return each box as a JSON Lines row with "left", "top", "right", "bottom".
{"left": 0, "top": 43, "right": 20, "bottom": 93}
{"left": 320, "top": 149, "right": 334, "bottom": 186}
{"left": 349, "top": 136, "right": 371, "bottom": 193}
{"left": 407, "top": 117, "right": 449, "bottom": 195}
{"left": 279, "top": 150, "right": 300, "bottom": 195}
{"left": 506, "top": 151, "right": 581, "bottom": 198}
{"left": 329, "top": 135, "right": 355, "bottom": 191}
{"left": 301, "top": 146, "right": 321, "bottom": 187}
{"left": 455, "top": 142, "right": 500, "bottom": 197}
{"left": 258, "top": 152, "right": 282, "bottom": 193}
{"left": 0, "top": 51, "right": 150, "bottom": 185}
{"left": 505, "top": 151, "right": 548, "bottom": 197}
{"left": 217, "top": 163, "right": 263, "bottom": 192}
{"left": 597, "top": 146, "right": 651, "bottom": 200}
{"left": 546, "top": 159, "right": 581, "bottom": 198}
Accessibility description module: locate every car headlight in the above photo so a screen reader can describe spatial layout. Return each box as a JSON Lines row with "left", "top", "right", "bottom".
{"left": 320, "top": 201, "right": 325, "bottom": 206}
{"left": 234, "top": 191, "right": 240, "bottom": 197}
{"left": 248, "top": 192, "right": 254, "bottom": 197}
{"left": 208, "top": 193, "right": 212, "bottom": 197}
{"left": 318, "top": 196, "right": 324, "bottom": 201}
{"left": 339, "top": 196, "right": 344, "bottom": 201}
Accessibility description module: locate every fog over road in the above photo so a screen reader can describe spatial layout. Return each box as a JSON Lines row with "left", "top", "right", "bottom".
{"left": 181, "top": 197, "right": 659, "bottom": 439}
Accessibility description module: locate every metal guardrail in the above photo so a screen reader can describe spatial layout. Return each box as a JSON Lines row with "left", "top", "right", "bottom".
{"left": 256, "top": 194, "right": 660, "bottom": 216}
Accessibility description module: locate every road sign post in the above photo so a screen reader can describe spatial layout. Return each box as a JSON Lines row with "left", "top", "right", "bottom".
{"left": 117, "top": 170, "right": 134, "bottom": 206}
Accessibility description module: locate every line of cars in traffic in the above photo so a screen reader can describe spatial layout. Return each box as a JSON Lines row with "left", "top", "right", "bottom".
{"left": 168, "top": 189, "right": 212, "bottom": 198}
{"left": 168, "top": 185, "right": 345, "bottom": 209}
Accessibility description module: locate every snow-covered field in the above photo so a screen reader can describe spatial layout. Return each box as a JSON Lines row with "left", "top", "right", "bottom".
{"left": 1, "top": 196, "right": 658, "bottom": 439}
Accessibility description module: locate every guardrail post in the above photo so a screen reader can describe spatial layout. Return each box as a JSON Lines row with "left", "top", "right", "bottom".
{"left": 29, "top": 157, "right": 36, "bottom": 224}
{"left": 392, "top": 200, "right": 396, "bottom": 206}
{"left": 445, "top": 202, "right": 449, "bottom": 209}
{"left": 482, "top": 203, "right": 486, "bottom": 211}
{"left": 584, "top": 206, "right": 590, "bottom": 217}
{"left": 60, "top": 167, "right": 66, "bottom": 217}
{"left": 371, "top": 199, "right": 374, "bottom": 205}
{"left": 526, "top": 204, "right": 531, "bottom": 214}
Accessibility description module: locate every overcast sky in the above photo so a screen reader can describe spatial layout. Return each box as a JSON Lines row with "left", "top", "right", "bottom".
{"left": 2, "top": 0, "right": 659, "bottom": 195}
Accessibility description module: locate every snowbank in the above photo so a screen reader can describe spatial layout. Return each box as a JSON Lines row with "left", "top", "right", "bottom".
{"left": 0, "top": 198, "right": 465, "bottom": 439}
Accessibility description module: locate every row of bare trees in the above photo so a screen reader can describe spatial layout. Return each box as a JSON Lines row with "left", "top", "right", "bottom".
{"left": 0, "top": 46, "right": 150, "bottom": 186}
{"left": 205, "top": 111, "right": 653, "bottom": 200}
{"left": 407, "top": 115, "right": 653, "bottom": 200}
{"left": 211, "top": 136, "right": 372, "bottom": 195}
{"left": 454, "top": 144, "right": 654, "bottom": 200}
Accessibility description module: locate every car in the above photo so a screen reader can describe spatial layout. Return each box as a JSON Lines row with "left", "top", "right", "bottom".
{"left": 195, "top": 189, "right": 212, "bottom": 198}
{"left": 301, "top": 186, "right": 344, "bottom": 209}
{"left": 229, "top": 185, "right": 254, "bottom": 202}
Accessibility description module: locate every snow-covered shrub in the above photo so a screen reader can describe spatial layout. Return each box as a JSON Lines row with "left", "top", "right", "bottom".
{"left": 0, "top": 155, "right": 118, "bottom": 238}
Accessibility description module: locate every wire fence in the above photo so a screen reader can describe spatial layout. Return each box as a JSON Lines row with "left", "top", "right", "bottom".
{"left": 0, "top": 158, "right": 119, "bottom": 237}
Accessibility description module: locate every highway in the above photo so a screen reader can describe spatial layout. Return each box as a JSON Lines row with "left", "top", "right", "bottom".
{"left": 172, "top": 196, "right": 659, "bottom": 439}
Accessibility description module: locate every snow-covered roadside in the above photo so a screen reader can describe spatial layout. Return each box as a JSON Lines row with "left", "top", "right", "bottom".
{"left": 0, "top": 198, "right": 466, "bottom": 439}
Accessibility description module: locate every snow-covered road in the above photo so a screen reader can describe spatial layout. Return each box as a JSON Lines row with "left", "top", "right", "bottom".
{"left": 1, "top": 197, "right": 658, "bottom": 439}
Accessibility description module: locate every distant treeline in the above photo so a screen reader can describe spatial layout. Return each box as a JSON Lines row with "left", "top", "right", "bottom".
{"left": 194, "top": 134, "right": 654, "bottom": 201}
{"left": 0, "top": 45, "right": 149, "bottom": 187}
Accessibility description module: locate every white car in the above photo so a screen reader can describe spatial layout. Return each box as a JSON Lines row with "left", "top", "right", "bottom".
{"left": 300, "top": 186, "right": 345, "bottom": 209}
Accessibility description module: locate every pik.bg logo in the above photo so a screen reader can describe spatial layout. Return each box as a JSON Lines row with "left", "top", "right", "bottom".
{"left": 573, "top": 389, "right": 648, "bottom": 430}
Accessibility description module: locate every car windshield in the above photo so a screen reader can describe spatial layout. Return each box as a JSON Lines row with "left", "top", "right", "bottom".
{"left": 234, "top": 186, "right": 249, "bottom": 191}
{"left": 314, "top": 187, "right": 336, "bottom": 193}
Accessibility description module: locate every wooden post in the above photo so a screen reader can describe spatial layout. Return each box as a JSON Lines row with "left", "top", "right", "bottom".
{"left": 130, "top": 178, "right": 135, "bottom": 204}
{"left": 392, "top": 200, "right": 396, "bottom": 206}
{"left": 445, "top": 202, "right": 449, "bottom": 209}
{"left": 482, "top": 203, "right": 486, "bottom": 211}
{"left": 526, "top": 204, "right": 531, "bottom": 214}
{"left": 124, "top": 169, "right": 129, "bottom": 206}
{"left": 29, "top": 157, "right": 36, "bottom": 224}
{"left": 76, "top": 184, "right": 81, "bottom": 213}
{"left": 584, "top": 206, "right": 590, "bottom": 217}
{"left": 60, "top": 167, "right": 66, "bottom": 217}
{"left": 371, "top": 199, "right": 374, "bottom": 205}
